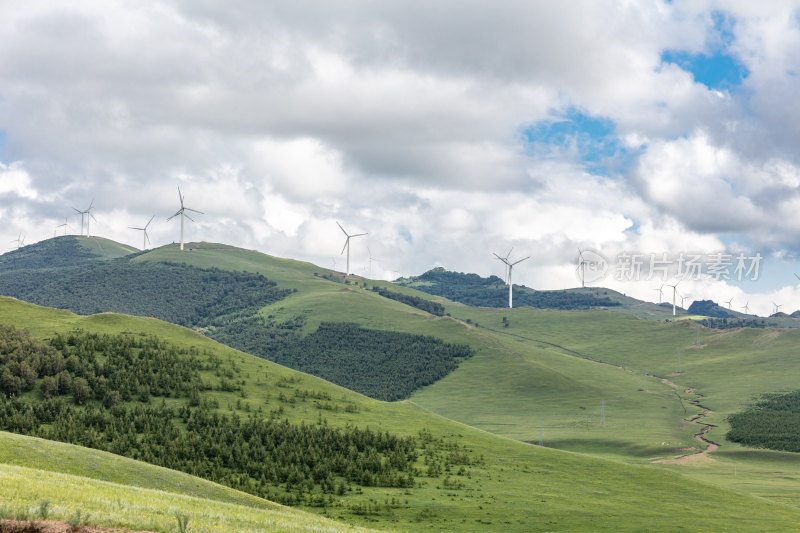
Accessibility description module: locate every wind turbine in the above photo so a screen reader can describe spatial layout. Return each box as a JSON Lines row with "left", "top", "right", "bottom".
{"left": 129, "top": 215, "right": 155, "bottom": 250}
{"left": 742, "top": 301, "right": 750, "bottom": 315}
{"left": 337, "top": 222, "right": 367, "bottom": 277}
{"left": 725, "top": 297, "right": 734, "bottom": 310}
{"left": 72, "top": 200, "right": 95, "bottom": 236}
{"left": 680, "top": 293, "right": 691, "bottom": 308}
{"left": 167, "top": 187, "right": 203, "bottom": 251}
{"left": 496, "top": 254, "right": 530, "bottom": 308}
{"left": 57, "top": 218, "right": 70, "bottom": 236}
{"left": 653, "top": 284, "right": 664, "bottom": 304}
{"left": 667, "top": 281, "right": 680, "bottom": 316}
{"left": 493, "top": 248, "right": 513, "bottom": 286}
{"left": 577, "top": 248, "right": 588, "bottom": 288}
{"left": 11, "top": 232, "right": 24, "bottom": 250}
{"left": 366, "top": 247, "right": 378, "bottom": 279}
{"left": 773, "top": 302, "right": 783, "bottom": 315}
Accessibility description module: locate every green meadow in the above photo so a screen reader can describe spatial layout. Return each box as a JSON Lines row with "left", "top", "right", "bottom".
{"left": 2, "top": 242, "right": 800, "bottom": 529}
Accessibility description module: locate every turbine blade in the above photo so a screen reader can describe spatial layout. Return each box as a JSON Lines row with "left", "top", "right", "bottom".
{"left": 336, "top": 222, "right": 348, "bottom": 236}
{"left": 177, "top": 186, "right": 184, "bottom": 206}
{"left": 72, "top": 207, "right": 82, "bottom": 214}
{"left": 167, "top": 209, "right": 182, "bottom": 221}
{"left": 351, "top": 232, "right": 368, "bottom": 237}
{"left": 145, "top": 215, "right": 155, "bottom": 229}
{"left": 340, "top": 238, "right": 349, "bottom": 255}
{"left": 184, "top": 207, "right": 204, "bottom": 214}
{"left": 511, "top": 256, "right": 531, "bottom": 266}
{"left": 184, "top": 213, "right": 196, "bottom": 222}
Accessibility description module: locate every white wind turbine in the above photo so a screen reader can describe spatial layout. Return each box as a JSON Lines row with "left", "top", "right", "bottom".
{"left": 495, "top": 254, "right": 530, "bottom": 308}
{"left": 667, "top": 281, "right": 680, "bottom": 316}
{"left": 725, "top": 297, "right": 734, "bottom": 310}
{"left": 57, "top": 217, "right": 70, "bottom": 236}
{"left": 742, "top": 301, "right": 750, "bottom": 315}
{"left": 366, "top": 247, "right": 378, "bottom": 279}
{"left": 577, "top": 248, "right": 588, "bottom": 288}
{"left": 72, "top": 200, "right": 96, "bottom": 236}
{"left": 773, "top": 302, "right": 783, "bottom": 315}
{"left": 167, "top": 187, "right": 203, "bottom": 251}
{"left": 680, "top": 293, "right": 691, "bottom": 309}
{"left": 129, "top": 216, "right": 155, "bottom": 250}
{"left": 493, "top": 247, "right": 513, "bottom": 287}
{"left": 653, "top": 284, "right": 664, "bottom": 304}
{"left": 337, "top": 222, "right": 368, "bottom": 277}
{"left": 11, "top": 232, "right": 24, "bottom": 250}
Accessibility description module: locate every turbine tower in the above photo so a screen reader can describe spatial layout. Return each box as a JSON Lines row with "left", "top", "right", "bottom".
{"left": 367, "top": 247, "right": 378, "bottom": 279}
{"left": 167, "top": 187, "right": 203, "bottom": 251}
{"left": 72, "top": 200, "right": 95, "bottom": 236}
{"left": 11, "top": 232, "right": 24, "bottom": 250}
{"left": 129, "top": 215, "right": 155, "bottom": 250}
{"left": 337, "top": 222, "right": 367, "bottom": 277}
{"left": 495, "top": 254, "right": 530, "bottom": 308}
{"left": 577, "top": 248, "right": 588, "bottom": 288}
{"left": 667, "top": 281, "right": 680, "bottom": 316}
{"left": 653, "top": 284, "right": 664, "bottom": 304}
{"left": 57, "top": 217, "right": 70, "bottom": 236}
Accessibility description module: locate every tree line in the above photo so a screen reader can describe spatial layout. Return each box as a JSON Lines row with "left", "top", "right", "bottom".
{"left": 210, "top": 319, "right": 473, "bottom": 401}
{"left": 0, "top": 324, "right": 452, "bottom": 507}
{"left": 727, "top": 390, "right": 800, "bottom": 452}
{"left": 396, "top": 267, "right": 621, "bottom": 309}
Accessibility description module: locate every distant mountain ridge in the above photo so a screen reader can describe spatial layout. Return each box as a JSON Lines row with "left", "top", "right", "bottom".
{"left": 395, "top": 267, "right": 621, "bottom": 309}
{"left": 0, "top": 235, "right": 137, "bottom": 271}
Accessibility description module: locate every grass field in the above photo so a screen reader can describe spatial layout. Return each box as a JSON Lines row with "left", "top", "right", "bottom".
{"left": 0, "top": 433, "right": 377, "bottom": 533}
{"left": 5, "top": 296, "right": 800, "bottom": 531}
{"left": 131, "top": 243, "right": 800, "bottom": 509}
{"left": 5, "top": 241, "right": 800, "bottom": 529}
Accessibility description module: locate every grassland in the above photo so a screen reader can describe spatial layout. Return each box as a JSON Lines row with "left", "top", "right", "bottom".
{"left": 5, "top": 297, "right": 800, "bottom": 531}
{"left": 0, "top": 433, "right": 376, "bottom": 533}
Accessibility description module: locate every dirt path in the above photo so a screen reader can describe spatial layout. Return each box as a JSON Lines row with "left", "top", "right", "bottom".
{"left": 652, "top": 380, "right": 719, "bottom": 464}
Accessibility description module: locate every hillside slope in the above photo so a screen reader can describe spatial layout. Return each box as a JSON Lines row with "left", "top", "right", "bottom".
{"left": 4, "top": 297, "right": 800, "bottom": 531}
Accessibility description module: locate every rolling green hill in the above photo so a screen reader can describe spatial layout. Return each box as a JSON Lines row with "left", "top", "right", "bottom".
{"left": 0, "top": 236, "right": 137, "bottom": 271}
{"left": 6, "top": 240, "right": 800, "bottom": 524}
{"left": 4, "top": 297, "right": 800, "bottom": 532}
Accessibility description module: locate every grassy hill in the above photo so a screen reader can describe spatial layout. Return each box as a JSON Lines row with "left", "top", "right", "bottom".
{"left": 4, "top": 297, "right": 800, "bottom": 531}
{"left": 0, "top": 236, "right": 136, "bottom": 271}
{"left": 6, "top": 240, "right": 800, "bottom": 523}
{"left": 0, "top": 431, "right": 376, "bottom": 533}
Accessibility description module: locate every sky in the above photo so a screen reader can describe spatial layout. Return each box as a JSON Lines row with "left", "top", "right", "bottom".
{"left": 3, "top": 1, "right": 800, "bottom": 316}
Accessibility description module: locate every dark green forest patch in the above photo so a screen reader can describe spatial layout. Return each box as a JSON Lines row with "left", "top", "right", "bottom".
{"left": 371, "top": 287, "right": 445, "bottom": 316}
{"left": 0, "top": 324, "right": 479, "bottom": 509}
{"left": 211, "top": 319, "right": 473, "bottom": 401}
{"left": 0, "top": 260, "right": 290, "bottom": 328}
{"left": 395, "top": 267, "right": 620, "bottom": 309}
{"left": 727, "top": 390, "right": 800, "bottom": 452}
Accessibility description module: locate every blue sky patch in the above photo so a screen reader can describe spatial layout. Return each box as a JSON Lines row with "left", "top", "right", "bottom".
{"left": 661, "top": 50, "right": 748, "bottom": 90}
{"left": 522, "top": 108, "right": 639, "bottom": 176}
{"left": 661, "top": 11, "right": 748, "bottom": 90}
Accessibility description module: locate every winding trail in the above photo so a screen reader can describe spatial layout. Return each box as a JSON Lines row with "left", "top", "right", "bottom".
{"left": 470, "top": 318, "right": 720, "bottom": 463}
{"left": 652, "top": 379, "right": 719, "bottom": 464}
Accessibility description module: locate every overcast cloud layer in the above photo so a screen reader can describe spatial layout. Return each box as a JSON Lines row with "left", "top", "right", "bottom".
{"left": 3, "top": 1, "right": 800, "bottom": 316}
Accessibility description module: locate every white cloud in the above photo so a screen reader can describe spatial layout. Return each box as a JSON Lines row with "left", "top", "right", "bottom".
{"left": 3, "top": 1, "right": 800, "bottom": 310}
